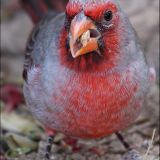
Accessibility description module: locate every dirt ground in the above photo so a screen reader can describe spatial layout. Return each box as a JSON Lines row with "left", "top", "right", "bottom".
{"left": 1, "top": 0, "right": 159, "bottom": 160}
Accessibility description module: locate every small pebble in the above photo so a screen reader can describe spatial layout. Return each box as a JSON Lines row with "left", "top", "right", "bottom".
{"left": 142, "top": 140, "right": 149, "bottom": 149}
{"left": 123, "top": 149, "right": 142, "bottom": 160}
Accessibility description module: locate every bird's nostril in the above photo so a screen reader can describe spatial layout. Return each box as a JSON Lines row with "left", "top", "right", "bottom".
{"left": 90, "top": 29, "right": 100, "bottom": 38}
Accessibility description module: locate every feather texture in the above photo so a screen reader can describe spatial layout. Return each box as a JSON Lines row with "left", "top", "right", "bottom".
{"left": 23, "top": 0, "right": 154, "bottom": 138}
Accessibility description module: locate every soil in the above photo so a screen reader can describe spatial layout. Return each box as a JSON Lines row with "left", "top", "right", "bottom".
{"left": 1, "top": 0, "right": 159, "bottom": 160}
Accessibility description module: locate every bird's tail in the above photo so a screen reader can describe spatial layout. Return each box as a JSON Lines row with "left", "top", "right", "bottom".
{"left": 20, "top": 0, "right": 68, "bottom": 23}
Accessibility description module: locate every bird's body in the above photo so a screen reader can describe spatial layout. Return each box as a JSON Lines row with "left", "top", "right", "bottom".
{"left": 23, "top": 0, "right": 153, "bottom": 139}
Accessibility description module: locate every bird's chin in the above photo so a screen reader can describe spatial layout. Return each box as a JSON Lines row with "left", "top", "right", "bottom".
{"left": 82, "top": 50, "right": 102, "bottom": 57}
{"left": 69, "top": 48, "right": 103, "bottom": 60}
{"left": 70, "top": 37, "right": 103, "bottom": 58}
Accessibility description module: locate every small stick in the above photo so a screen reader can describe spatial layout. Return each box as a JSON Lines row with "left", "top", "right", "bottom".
{"left": 143, "top": 129, "right": 156, "bottom": 160}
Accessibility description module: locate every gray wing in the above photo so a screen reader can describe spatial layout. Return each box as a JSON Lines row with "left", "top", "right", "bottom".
{"left": 23, "top": 12, "right": 60, "bottom": 81}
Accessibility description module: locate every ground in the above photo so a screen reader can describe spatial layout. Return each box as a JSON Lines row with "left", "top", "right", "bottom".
{"left": 0, "top": 0, "right": 159, "bottom": 160}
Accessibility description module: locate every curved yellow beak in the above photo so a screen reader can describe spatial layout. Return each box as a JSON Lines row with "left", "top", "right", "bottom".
{"left": 69, "top": 13, "right": 101, "bottom": 58}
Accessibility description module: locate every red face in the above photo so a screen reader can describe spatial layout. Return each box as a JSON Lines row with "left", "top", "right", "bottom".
{"left": 60, "top": 0, "right": 121, "bottom": 71}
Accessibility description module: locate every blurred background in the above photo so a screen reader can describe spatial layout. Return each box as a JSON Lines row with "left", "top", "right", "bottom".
{"left": 0, "top": 0, "right": 159, "bottom": 160}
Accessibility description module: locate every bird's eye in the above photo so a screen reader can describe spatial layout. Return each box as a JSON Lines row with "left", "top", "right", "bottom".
{"left": 104, "top": 10, "right": 113, "bottom": 21}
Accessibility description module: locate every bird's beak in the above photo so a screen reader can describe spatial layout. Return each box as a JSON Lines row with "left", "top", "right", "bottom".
{"left": 69, "top": 13, "right": 101, "bottom": 58}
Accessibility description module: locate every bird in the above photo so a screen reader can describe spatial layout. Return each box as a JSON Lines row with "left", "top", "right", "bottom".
{"left": 21, "top": 0, "right": 155, "bottom": 159}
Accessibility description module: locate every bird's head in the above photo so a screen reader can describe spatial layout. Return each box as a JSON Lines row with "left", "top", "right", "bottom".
{"left": 60, "top": 0, "right": 127, "bottom": 71}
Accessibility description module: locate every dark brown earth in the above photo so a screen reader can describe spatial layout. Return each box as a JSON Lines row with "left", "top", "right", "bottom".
{"left": 1, "top": 0, "right": 159, "bottom": 160}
